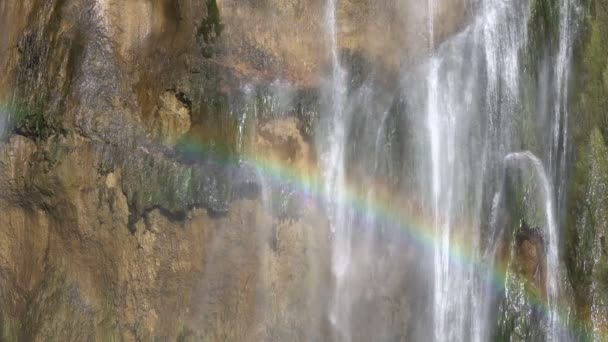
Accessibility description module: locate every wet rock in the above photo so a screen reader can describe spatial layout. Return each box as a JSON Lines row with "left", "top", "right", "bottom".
{"left": 516, "top": 221, "right": 545, "bottom": 287}
{"left": 0, "top": 1, "right": 338, "bottom": 338}
{"left": 151, "top": 91, "right": 192, "bottom": 146}
{"left": 219, "top": 0, "right": 468, "bottom": 85}
{"left": 565, "top": 128, "right": 608, "bottom": 338}
{"left": 568, "top": 7, "right": 608, "bottom": 339}
{"left": 255, "top": 117, "right": 313, "bottom": 169}
{"left": 0, "top": 132, "right": 332, "bottom": 340}
{"left": 252, "top": 117, "right": 316, "bottom": 219}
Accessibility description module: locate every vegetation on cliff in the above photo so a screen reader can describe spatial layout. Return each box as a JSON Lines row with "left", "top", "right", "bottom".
{"left": 198, "top": 0, "right": 224, "bottom": 58}
{"left": 565, "top": 0, "right": 608, "bottom": 337}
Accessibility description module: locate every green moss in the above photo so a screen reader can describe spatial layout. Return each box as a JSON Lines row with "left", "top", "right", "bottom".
{"left": 1, "top": 99, "right": 64, "bottom": 141}
{"left": 496, "top": 262, "right": 545, "bottom": 341}
{"left": 603, "top": 58, "right": 608, "bottom": 89}
{"left": 518, "top": 0, "right": 560, "bottom": 155}
{"left": 197, "top": 0, "right": 224, "bottom": 58}
{"left": 531, "top": 0, "right": 560, "bottom": 35}
{"left": 565, "top": 2, "right": 608, "bottom": 335}
{"left": 121, "top": 149, "right": 233, "bottom": 230}
{"left": 0, "top": 315, "right": 20, "bottom": 342}
{"left": 564, "top": 128, "right": 608, "bottom": 338}
{"left": 573, "top": 0, "right": 608, "bottom": 140}
{"left": 525, "top": 0, "right": 560, "bottom": 69}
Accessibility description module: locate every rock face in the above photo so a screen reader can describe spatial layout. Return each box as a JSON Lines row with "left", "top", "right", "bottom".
{"left": 0, "top": 128, "right": 332, "bottom": 341}
{"left": 218, "top": 0, "right": 467, "bottom": 85}
{"left": 566, "top": 0, "right": 608, "bottom": 338}
{"left": 0, "top": 1, "right": 338, "bottom": 340}
{"left": 152, "top": 91, "right": 192, "bottom": 146}
{"left": 515, "top": 222, "right": 545, "bottom": 292}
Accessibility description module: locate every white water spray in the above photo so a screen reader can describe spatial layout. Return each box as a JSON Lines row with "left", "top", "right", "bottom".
{"left": 322, "top": 0, "right": 352, "bottom": 340}
{"left": 505, "top": 151, "right": 561, "bottom": 339}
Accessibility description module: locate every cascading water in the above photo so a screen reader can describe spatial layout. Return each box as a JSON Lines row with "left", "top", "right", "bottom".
{"left": 321, "top": 0, "right": 352, "bottom": 339}
{"left": 414, "top": 0, "right": 578, "bottom": 340}
{"left": 312, "top": 0, "right": 579, "bottom": 340}
{"left": 421, "top": 0, "right": 531, "bottom": 340}
{"left": 505, "top": 151, "right": 562, "bottom": 339}
{"left": 551, "top": 0, "right": 575, "bottom": 211}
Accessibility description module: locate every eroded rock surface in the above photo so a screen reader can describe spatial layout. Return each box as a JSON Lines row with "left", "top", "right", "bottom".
{"left": 0, "top": 132, "right": 332, "bottom": 341}
{"left": 0, "top": 1, "right": 336, "bottom": 339}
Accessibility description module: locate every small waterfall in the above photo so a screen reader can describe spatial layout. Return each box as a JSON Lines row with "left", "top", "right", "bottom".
{"left": 551, "top": 0, "right": 574, "bottom": 207}
{"left": 313, "top": 0, "right": 579, "bottom": 340}
{"left": 419, "top": 0, "right": 577, "bottom": 340}
{"left": 549, "top": 0, "right": 578, "bottom": 338}
{"left": 421, "top": 0, "right": 531, "bottom": 340}
{"left": 505, "top": 151, "right": 562, "bottom": 339}
{"left": 321, "top": 0, "right": 352, "bottom": 339}
{"left": 427, "top": 0, "right": 435, "bottom": 49}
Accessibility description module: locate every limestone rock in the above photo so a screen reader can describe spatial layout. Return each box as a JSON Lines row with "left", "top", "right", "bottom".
{"left": 515, "top": 222, "right": 545, "bottom": 291}
{"left": 255, "top": 117, "right": 313, "bottom": 170}
{"left": 152, "top": 91, "right": 192, "bottom": 146}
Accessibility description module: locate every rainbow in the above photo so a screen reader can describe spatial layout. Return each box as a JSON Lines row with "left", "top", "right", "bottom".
{"left": 177, "top": 135, "right": 607, "bottom": 340}
{"left": 0, "top": 105, "right": 605, "bottom": 339}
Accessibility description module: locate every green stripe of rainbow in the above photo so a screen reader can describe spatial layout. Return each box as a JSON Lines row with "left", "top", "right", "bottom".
{"left": 0, "top": 105, "right": 604, "bottom": 339}
{"left": 177, "top": 135, "right": 606, "bottom": 339}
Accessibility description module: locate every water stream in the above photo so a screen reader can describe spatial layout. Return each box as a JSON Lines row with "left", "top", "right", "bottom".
{"left": 322, "top": 0, "right": 352, "bottom": 339}
{"left": 317, "top": 0, "right": 579, "bottom": 340}
{"left": 505, "top": 151, "right": 562, "bottom": 340}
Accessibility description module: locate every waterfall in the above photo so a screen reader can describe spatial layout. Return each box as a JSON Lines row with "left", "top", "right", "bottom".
{"left": 313, "top": 0, "right": 579, "bottom": 340}
{"left": 549, "top": 0, "right": 578, "bottom": 338}
{"left": 421, "top": 0, "right": 530, "bottom": 340}
{"left": 551, "top": 0, "right": 574, "bottom": 210}
{"left": 418, "top": 0, "right": 576, "bottom": 341}
{"left": 505, "top": 151, "right": 562, "bottom": 339}
{"left": 321, "top": 0, "right": 352, "bottom": 339}
{"left": 428, "top": 0, "right": 435, "bottom": 49}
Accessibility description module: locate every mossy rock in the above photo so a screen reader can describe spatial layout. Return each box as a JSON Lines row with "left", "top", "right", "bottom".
{"left": 496, "top": 269, "right": 546, "bottom": 341}
{"left": 603, "top": 57, "right": 608, "bottom": 89}
{"left": 572, "top": 0, "right": 608, "bottom": 140}
{"left": 566, "top": 0, "right": 608, "bottom": 336}
{"left": 1, "top": 99, "right": 65, "bottom": 142}
{"left": 197, "top": 0, "right": 225, "bottom": 58}
{"left": 565, "top": 129, "right": 608, "bottom": 337}
{"left": 121, "top": 150, "right": 233, "bottom": 230}
{"left": 495, "top": 165, "right": 552, "bottom": 341}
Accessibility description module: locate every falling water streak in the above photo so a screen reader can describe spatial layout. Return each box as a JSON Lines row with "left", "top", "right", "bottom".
{"left": 366, "top": 109, "right": 391, "bottom": 255}
{"left": 236, "top": 84, "right": 254, "bottom": 159}
{"left": 505, "top": 151, "right": 561, "bottom": 340}
{"left": 421, "top": 0, "right": 535, "bottom": 340}
{"left": 469, "top": 23, "right": 490, "bottom": 342}
{"left": 472, "top": 147, "right": 510, "bottom": 342}
{"left": 427, "top": 53, "right": 462, "bottom": 342}
{"left": 428, "top": 0, "right": 435, "bottom": 49}
{"left": 255, "top": 165, "right": 273, "bottom": 329}
{"left": 543, "top": 0, "right": 580, "bottom": 338}
{"left": 426, "top": 57, "right": 445, "bottom": 342}
{"left": 552, "top": 0, "right": 574, "bottom": 217}
{"left": 551, "top": 1, "right": 575, "bottom": 339}
{"left": 322, "top": 0, "right": 352, "bottom": 340}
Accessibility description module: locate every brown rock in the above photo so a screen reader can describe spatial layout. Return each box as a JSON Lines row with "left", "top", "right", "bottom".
{"left": 151, "top": 91, "right": 192, "bottom": 145}
{"left": 515, "top": 222, "right": 546, "bottom": 292}
{"left": 254, "top": 117, "right": 313, "bottom": 170}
